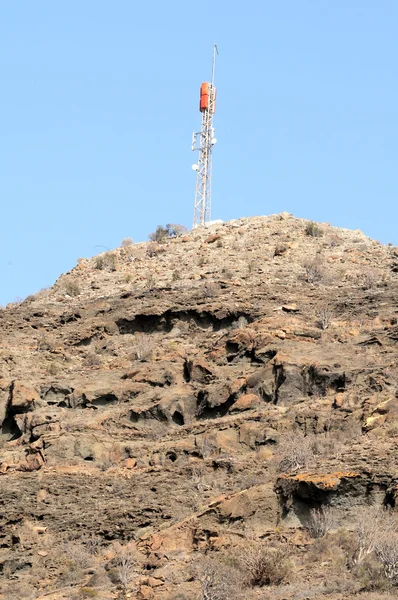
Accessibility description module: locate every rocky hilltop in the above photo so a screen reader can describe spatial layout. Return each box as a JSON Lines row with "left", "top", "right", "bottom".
{"left": 2, "top": 213, "right": 398, "bottom": 600}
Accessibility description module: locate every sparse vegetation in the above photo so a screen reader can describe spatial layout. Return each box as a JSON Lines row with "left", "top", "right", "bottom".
{"left": 4, "top": 214, "right": 398, "bottom": 600}
{"left": 120, "top": 237, "right": 133, "bottom": 247}
{"left": 305, "top": 221, "right": 323, "bottom": 237}
{"left": 315, "top": 303, "right": 333, "bottom": 329}
{"left": 149, "top": 223, "right": 187, "bottom": 243}
{"left": 363, "top": 268, "right": 379, "bottom": 290}
{"left": 276, "top": 431, "right": 316, "bottom": 472}
{"left": 64, "top": 280, "right": 81, "bottom": 296}
{"left": 238, "top": 541, "right": 292, "bottom": 587}
{"left": 308, "top": 506, "right": 337, "bottom": 538}
{"left": 193, "top": 556, "right": 243, "bottom": 600}
{"left": 95, "top": 252, "right": 117, "bottom": 271}
{"left": 111, "top": 542, "right": 139, "bottom": 595}
{"left": 132, "top": 333, "right": 154, "bottom": 361}
{"left": 166, "top": 223, "right": 187, "bottom": 237}
{"left": 146, "top": 272, "right": 155, "bottom": 290}
{"left": 203, "top": 281, "right": 220, "bottom": 297}
{"left": 303, "top": 259, "right": 324, "bottom": 283}
{"left": 221, "top": 266, "right": 234, "bottom": 279}
{"left": 149, "top": 225, "right": 169, "bottom": 243}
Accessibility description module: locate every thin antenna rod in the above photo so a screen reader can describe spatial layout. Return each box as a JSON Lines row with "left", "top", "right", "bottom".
{"left": 211, "top": 44, "right": 218, "bottom": 87}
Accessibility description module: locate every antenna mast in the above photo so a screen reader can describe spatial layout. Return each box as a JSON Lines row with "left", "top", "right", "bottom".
{"left": 192, "top": 44, "right": 218, "bottom": 228}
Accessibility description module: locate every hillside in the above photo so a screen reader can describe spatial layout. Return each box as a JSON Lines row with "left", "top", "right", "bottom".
{"left": 2, "top": 213, "right": 398, "bottom": 600}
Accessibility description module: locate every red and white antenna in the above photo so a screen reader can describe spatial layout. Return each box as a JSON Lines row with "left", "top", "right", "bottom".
{"left": 192, "top": 44, "right": 218, "bottom": 228}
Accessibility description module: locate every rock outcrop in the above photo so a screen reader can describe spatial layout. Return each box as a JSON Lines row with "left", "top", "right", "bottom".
{"left": 1, "top": 214, "right": 398, "bottom": 599}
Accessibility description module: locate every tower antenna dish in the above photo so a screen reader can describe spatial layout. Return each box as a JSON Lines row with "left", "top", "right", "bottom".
{"left": 192, "top": 44, "right": 218, "bottom": 228}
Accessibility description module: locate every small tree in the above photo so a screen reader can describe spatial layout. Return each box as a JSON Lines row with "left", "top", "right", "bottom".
{"left": 166, "top": 223, "right": 187, "bottom": 237}
{"left": 149, "top": 225, "right": 170, "bottom": 243}
{"left": 149, "top": 224, "right": 187, "bottom": 242}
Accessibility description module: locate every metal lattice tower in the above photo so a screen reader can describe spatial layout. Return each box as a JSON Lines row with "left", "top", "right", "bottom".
{"left": 192, "top": 44, "right": 218, "bottom": 228}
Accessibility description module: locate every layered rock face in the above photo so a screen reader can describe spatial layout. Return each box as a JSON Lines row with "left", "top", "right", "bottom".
{"left": 1, "top": 214, "right": 398, "bottom": 599}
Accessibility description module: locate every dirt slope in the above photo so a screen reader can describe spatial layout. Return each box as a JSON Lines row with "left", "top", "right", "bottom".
{"left": 1, "top": 213, "right": 398, "bottom": 600}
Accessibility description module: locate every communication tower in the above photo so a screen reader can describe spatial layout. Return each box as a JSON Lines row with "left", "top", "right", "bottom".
{"left": 192, "top": 44, "right": 218, "bottom": 228}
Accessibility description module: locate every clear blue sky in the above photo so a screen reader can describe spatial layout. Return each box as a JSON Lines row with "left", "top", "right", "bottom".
{"left": 1, "top": 1, "right": 396, "bottom": 304}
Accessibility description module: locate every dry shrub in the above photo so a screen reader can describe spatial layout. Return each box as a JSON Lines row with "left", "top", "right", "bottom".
{"left": 95, "top": 252, "right": 117, "bottom": 271}
{"left": 354, "top": 506, "right": 393, "bottom": 565}
{"left": 37, "top": 331, "right": 54, "bottom": 351}
{"left": 193, "top": 556, "right": 244, "bottom": 600}
{"left": 303, "top": 259, "right": 324, "bottom": 283}
{"left": 199, "top": 435, "right": 218, "bottom": 459}
{"left": 354, "top": 553, "right": 389, "bottom": 591}
{"left": 305, "top": 221, "right": 323, "bottom": 237}
{"left": 328, "top": 234, "right": 341, "bottom": 248}
{"left": 276, "top": 431, "right": 315, "bottom": 473}
{"left": 375, "top": 532, "right": 398, "bottom": 584}
{"left": 363, "top": 269, "right": 380, "bottom": 290}
{"left": 57, "top": 541, "right": 93, "bottom": 586}
{"left": 24, "top": 294, "right": 37, "bottom": 303}
{"left": 131, "top": 333, "right": 154, "bottom": 361}
{"left": 46, "top": 361, "right": 59, "bottom": 376}
{"left": 121, "top": 237, "right": 133, "bottom": 247}
{"left": 352, "top": 505, "right": 398, "bottom": 588}
{"left": 315, "top": 303, "right": 333, "bottom": 330}
{"left": 239, "top": 541, "right": 292, "bottom": 587}
{"left": 307, "top": 506, "right": 337, "bottom": 538}
{"left": 146, "top": 242, "right": 162, "bottom": 257}
{"left": 145, "top": 272, "right": 155, "bottom": 290}
{"left": 203, "top": 282, "right": 221, "bottom": 297}
{"left": 108, "top": 541, "right": 140, "bottom": 594}
{"left": 81, "top": 533, "right": 102, "bottom": 556}
{"left": 64, "top": 280, "right": 81, "bottom": 296}
{"left": 221, "top": 266, "right": 234, "bottom": 279}
{"left": 64, "top": 540, "right": 94, "bottom": 569}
